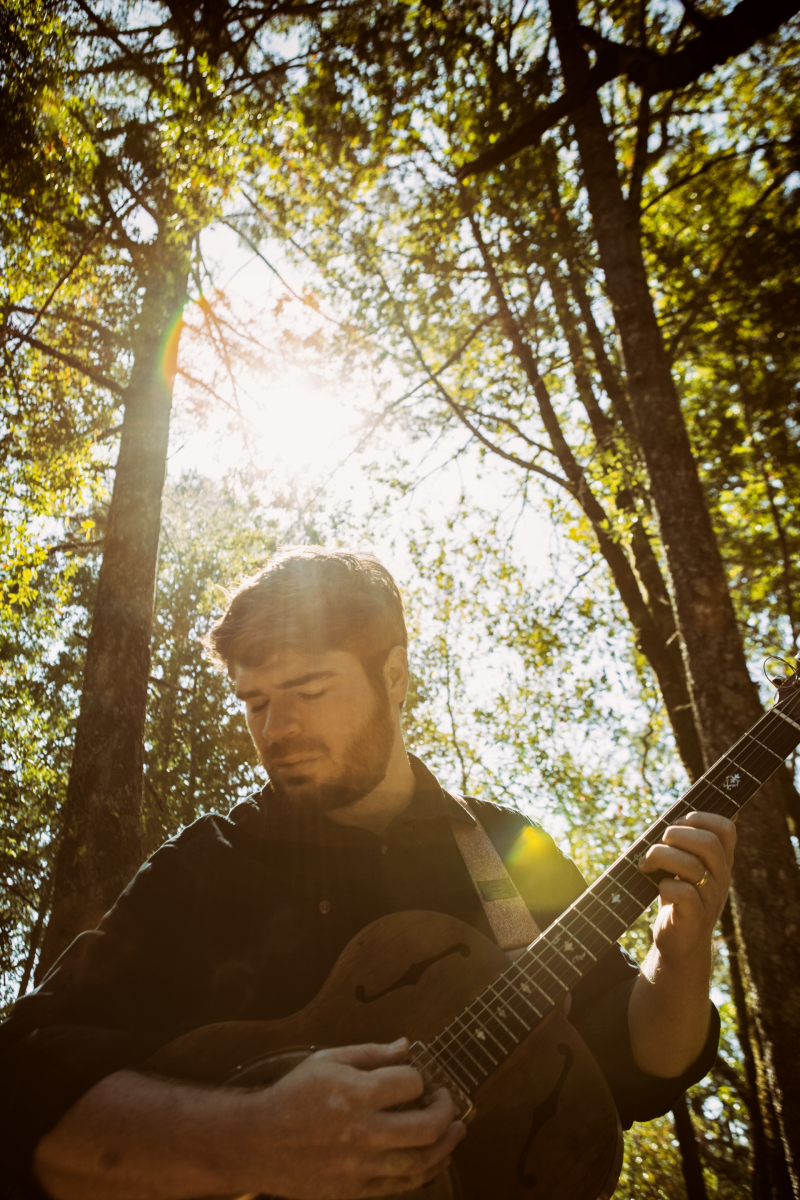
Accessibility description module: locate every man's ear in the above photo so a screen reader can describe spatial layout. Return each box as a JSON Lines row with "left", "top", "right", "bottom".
{"left": 383, "top": 645, "right": 409, "bottom": 706}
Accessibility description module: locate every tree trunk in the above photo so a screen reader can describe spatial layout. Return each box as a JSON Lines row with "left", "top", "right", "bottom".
{"left": 671, "top": 1093, "right": 709, "bottom": 1200}
{"left": 468, "top": 214, "right": 708, "bottom": 783}
{"left": 16, "top": 871, "right": 52, "bottom": 998}
{"left": 549, "top": 1, "right": 800, "bottom": 1189}
{"left": 37, "top": 241, "right": 189, "bottom": 979}
{"left": 720, "top": 902, "right": 793, "bottom": 1199}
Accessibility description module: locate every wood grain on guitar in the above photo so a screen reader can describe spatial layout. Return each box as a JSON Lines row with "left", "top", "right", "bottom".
{"left": 145, "top": 667, "right": 800, "bottom": 1200}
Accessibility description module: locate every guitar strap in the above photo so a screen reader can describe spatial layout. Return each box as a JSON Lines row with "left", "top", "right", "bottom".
{"left": 447, "top": 793, "right": 542, "bottom": 952}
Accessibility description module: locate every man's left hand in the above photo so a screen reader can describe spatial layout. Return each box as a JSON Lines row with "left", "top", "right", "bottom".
{"left": 639, "top": 811, "right": 736, "bottom": 961}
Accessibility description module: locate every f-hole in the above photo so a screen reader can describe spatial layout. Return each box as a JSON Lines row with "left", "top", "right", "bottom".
{"left": 355, "top": 943, "right": 471, "bottom": 1004}
{"left": 517, "top": 1043, "right": 574, "bottom": 1189}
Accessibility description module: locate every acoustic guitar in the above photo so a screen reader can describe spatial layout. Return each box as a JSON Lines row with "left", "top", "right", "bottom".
{"left": 146, "top": 667, "right": 800, "bottom": 1200}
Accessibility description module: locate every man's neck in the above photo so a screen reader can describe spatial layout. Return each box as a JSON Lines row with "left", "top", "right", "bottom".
{"left": 326, "top": 729, "right": 416, "bottom": 835}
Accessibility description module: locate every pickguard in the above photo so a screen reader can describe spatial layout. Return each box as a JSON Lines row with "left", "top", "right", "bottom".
{"left": 355, "top": 943, "right": 471, "bottom": 1003}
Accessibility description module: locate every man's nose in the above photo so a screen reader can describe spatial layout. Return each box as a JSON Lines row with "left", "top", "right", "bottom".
{"left": 260, "top": 700, "right": 302, "bottom": 742}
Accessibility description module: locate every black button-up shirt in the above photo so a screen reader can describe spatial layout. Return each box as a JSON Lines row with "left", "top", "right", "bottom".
{"left": 0, "top": 756, "right": 718, "bottom": 1196}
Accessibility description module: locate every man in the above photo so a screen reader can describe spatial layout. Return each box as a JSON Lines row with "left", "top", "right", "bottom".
{"left": 0, "top": 548, "right": 732, "bottom": 1200}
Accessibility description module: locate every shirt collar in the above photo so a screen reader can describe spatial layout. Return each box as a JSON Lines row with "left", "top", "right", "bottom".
{"left": 398, "top": 754, "right": 476, "bottom": 827}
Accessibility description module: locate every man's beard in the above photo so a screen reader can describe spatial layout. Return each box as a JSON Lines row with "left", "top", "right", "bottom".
{"left": 262, "top": 687, "right": 396, "bottom": 813}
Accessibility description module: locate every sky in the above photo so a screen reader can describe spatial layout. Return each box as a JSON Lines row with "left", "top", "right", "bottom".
{"left": 167, "top": 220, "right": 556, "bottom": 579}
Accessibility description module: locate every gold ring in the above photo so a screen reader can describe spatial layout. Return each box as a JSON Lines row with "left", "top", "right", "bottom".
{"left": 695, "top": 869, "right": 710, "bottom": 890}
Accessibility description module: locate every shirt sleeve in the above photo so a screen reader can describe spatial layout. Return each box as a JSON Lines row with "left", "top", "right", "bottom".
{"left": 474, "top": 799, "right": 720, "bottom": 1127}
{"left": 0, "top": 813, "right": 236, "bottom": 1198}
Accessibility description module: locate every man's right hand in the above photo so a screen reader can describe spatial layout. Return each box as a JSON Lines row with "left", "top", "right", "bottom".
{"left": 34, "top": 1038, "right": 465, "bottom": 1200}
{"left": 246, "top": 1038, "right": 465, "bottom": 1198}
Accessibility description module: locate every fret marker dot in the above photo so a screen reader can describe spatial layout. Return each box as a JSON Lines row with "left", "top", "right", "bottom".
{"left": 612, "top": 894, "right": 621, "bottom": 904}
{"left": 476, "top": 1030, "right": 485, "bottom": 1040}
{"left": 319, "top": 899, "right": 332, "bottom": 914}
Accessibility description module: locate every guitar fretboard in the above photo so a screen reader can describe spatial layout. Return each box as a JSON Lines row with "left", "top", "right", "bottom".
{"left": 415, "top": 676, "right": 800, "bottom": 1098}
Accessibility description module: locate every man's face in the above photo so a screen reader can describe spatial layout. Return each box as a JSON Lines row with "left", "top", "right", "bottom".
{"left": 234, "top": 648, "right": 396, "bottom": 812}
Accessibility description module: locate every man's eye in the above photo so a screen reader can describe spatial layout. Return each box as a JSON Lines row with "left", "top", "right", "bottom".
{"left": 250, "top": 701, "right": 268, "bottom": 714}
{"left": 300, "top": 690, "right": 325, "bottom": 700}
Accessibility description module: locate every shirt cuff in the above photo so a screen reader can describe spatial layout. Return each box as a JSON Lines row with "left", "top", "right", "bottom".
{"left": 575, "top": 977, "right": 721, "bottom": 1128}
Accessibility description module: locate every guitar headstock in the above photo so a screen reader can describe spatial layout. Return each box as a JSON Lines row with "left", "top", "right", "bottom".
{"left": 766, "top": 656, "right": 800, "bottom": 709}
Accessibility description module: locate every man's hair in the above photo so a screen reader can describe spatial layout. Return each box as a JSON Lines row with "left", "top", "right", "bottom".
{"left": 206, "top": 546, "right": 407, "bottom": 679}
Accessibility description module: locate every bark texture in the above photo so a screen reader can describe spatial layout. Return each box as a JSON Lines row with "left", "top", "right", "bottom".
{"left": 549, "top": 1, "right": 800, "bottom": 1189}
{"left": 37, "top": 242, "right": 189, "bottom": 979}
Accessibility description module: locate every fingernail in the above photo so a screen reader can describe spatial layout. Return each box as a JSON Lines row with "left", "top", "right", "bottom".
{"left": 389, "top": 1037, "right": 408, "bottom": 1050}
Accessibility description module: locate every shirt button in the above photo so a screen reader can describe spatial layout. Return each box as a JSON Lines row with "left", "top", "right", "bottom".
{"left": 380, "top": 843, "right": 388, "bottom": 855}
{"left": 318, "top": 899, "right": 332, "bottom": 915}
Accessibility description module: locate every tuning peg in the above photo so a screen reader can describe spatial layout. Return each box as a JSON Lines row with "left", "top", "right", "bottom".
{"left": 764, "top": 655, "right": 798, "bottom": 688}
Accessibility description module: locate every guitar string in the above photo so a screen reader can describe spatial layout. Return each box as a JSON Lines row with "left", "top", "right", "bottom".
{"left": 427, "top": 739, "right": 795, "bottom": 1084}
{"left": 418, "top": 680, "right": 800, "bottom": 1093}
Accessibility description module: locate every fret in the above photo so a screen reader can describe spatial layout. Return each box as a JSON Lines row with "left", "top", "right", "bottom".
{"left": 473, "top": 988, "right": 524, "bottom": 1045}
{"left": 743, "top": 713, "right": 798, "bottom": 762}
{"left": 464, "top": 997, "right": 514, "bottom": 1055}
{"left": 470, "top": 987, "right": 520, "bottom": 1043}
{"left": 601, "top": 863, "right": 649, "bottom": 900}
{"left": 627, "top": 871, "right": 663, "bottom": 904}
{"left": 515, "top": 955, "right": 559, "bottom": 1006}
{"left": 727, "top": 730, "right": 785, "bottom": 775}
{"left": 582, "top": 894, "right": 629, "bottom": 940}
{"left": 609, "top": 874, "right": 649, "bottom": 907}
{"left": 459, "top": 1019, "right": 500, "bottom": 1067}
{"left": 565, "top": 906, "right": 613, "bottom": 946}
{"left": 551, "top": 924, "right": 597, "bottom": 964}
{"left": 406, "top": 1043, "right": 471, "bottom": 1097}
{"left": 722, "top": 757, "right": 761, "bottom": 786}
{"left": 491, "top": 972, "right": 538, "bottom": 1025}
{"left": 746, "top": 731, "right": 785, "bottom": 761}
{"left": 774, "top": 708, "right": 800, "bottom": 735}
{"left": 546, "top": 939, "right": 586, "bottom": 979}
{"left": 593, "top": 888, "right": 639, "bottom": 924}
{"left": 446, "top": 1016, "right": 497, "bottom": 1073}
{"left": 697, "top": 776, "right": 742, "bottom": 808}
{"left": 429, "top": 1042, "right": 480, "bottom": 1091}
{"left": 486, "top": 982, "right": 531, "bottom": 1036}
{"left": 509, "top": 973, "right": 547, "bottom": 1017}
{"left": 527, "top": 947, "right": 576, "bottom": 991}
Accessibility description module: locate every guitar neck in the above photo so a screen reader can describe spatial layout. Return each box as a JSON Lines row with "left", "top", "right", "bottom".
{"left": 419, "top": 675, "right": 800, "bottom": 1099}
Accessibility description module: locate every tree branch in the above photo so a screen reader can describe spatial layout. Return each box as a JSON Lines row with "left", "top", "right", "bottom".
{"left": 458, "top": 0, "right": 800, "bottom": 177}
{"left": 4, "top": 329, "right": 127, "bottom": 398}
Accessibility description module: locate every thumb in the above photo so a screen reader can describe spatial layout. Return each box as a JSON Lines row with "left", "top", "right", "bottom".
{"left": 316, "top": 1039, "right": 410, "bottom": 1071}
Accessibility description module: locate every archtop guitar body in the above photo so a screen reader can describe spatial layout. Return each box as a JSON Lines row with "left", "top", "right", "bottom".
{"left": 146, "top": 911, "right": 623, "bottom": 1200}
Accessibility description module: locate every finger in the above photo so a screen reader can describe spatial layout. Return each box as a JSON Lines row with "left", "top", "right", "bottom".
{"left": 369, "top": 1090, "right": 459, "bottom": 1148}
{"left": 661, "top": 826, "right": 728, "bottom": 876}
{"left": 357, "top": 1063, "right": 426, "bottom": 1108}
{"left": 680, "top": 812, "right": 737, "bottom": 864}
{"left": 360, "top": 1158, "right": 452, "bottom": 1197}
{"left": 316, "top": 1040, "right": 410, "bottom": 1071}
{"left": 380, "top": 1120, "right": 466, "bottom": 1176}
{"left": 658, "top": 876, "right": 708, "bottom": 910}
{"left": 641, "top": 843, "right": 708, "bottom": 885}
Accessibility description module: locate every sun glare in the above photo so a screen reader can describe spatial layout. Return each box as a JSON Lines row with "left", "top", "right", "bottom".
{"left": 169, "top": 223, "right": 362, "bottom": 492}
